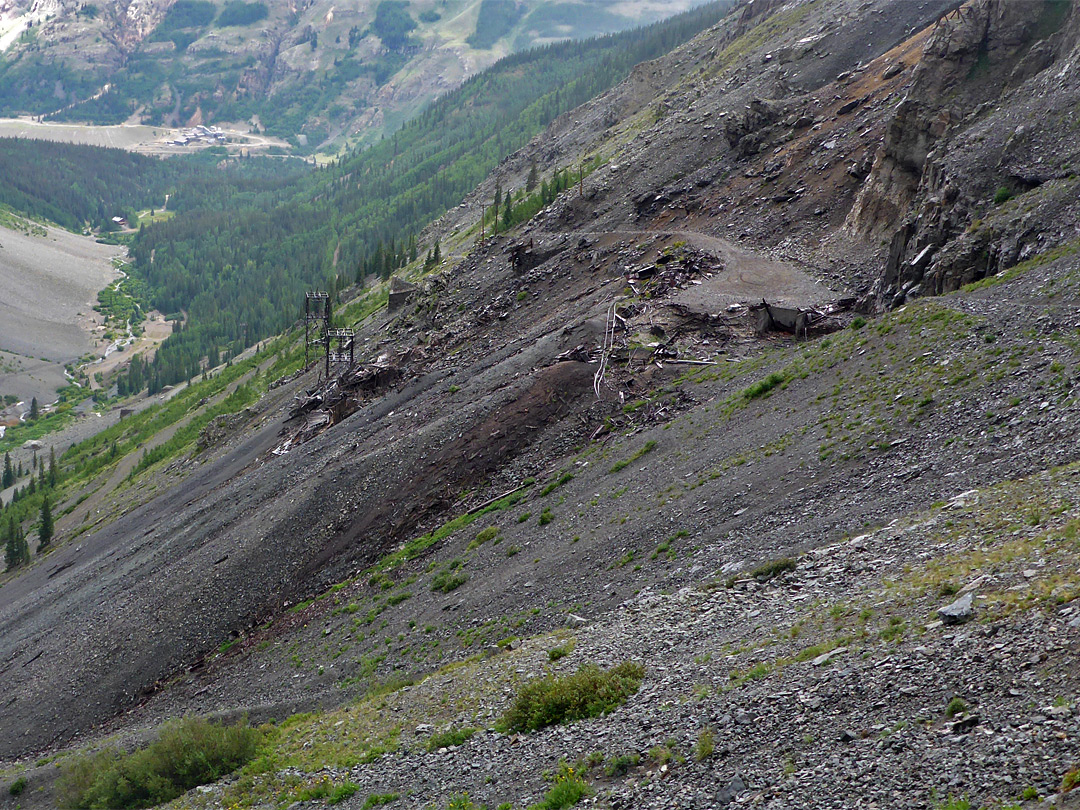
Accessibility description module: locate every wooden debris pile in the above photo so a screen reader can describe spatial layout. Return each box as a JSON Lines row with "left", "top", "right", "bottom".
{"left": 275, "top": 359, "right": 403, "bottom": 452}
{"left": 626, "top": 245, "right": 724, "bottom": 299}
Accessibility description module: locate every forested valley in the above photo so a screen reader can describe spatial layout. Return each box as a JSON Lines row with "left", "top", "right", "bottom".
{"left": 0, "top": 1, "right": 730, "bottom": 392}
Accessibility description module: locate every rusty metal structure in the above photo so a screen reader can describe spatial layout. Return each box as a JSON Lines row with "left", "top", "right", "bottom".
{"left": 325, "top": 327, "right": 355, "bottom": 378}
{"left": 304, "top": 291, "right": 331, "bottom": 371}
{"left": 304, "top": 291, "right": 357, "bottom": 380}
{"left": 749, "top": 298, "right": 856, "bottom": 340}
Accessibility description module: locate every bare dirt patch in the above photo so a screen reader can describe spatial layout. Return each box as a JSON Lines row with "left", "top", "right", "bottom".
{"left": 86, "top": 311, "right": 173, "bottom": 390}
{"left": 0, "top": 118, "right": 290, "bottom": 155}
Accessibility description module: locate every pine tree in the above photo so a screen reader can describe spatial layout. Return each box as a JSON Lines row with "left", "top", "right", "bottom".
{"left": 4, "top": 516, "right": 16, "bottom": 571}
{"left": 48, "top": 447, "right": 58, "bottom": 488}
{"left": 2, "top": 452, "right": 12, "bottom": 489}
{"left": 526, "top": 160, "right": 539, "bottom": 192}
{"left": 502, "top": 191, "right": 513, "bottom": 230}
{"left": 29, "top": 397, "right": 38, "bottom": 420}
{"left": 39, "top": 495, "right": 53, "bottom": 550}
{"left": 433, "top": 240, "right": 441, "bottom": 264}
{"left": 3, "top": 515, "right": 27, "bottom": 570}
{"left": 15, "top": 516, "right": 28, "bottom": 567}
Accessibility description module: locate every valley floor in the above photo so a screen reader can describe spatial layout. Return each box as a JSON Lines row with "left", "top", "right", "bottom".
{"left": 0, "top": 220, "right": 120, "bottom": 407}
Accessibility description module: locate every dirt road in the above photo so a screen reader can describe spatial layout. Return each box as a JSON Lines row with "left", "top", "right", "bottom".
{"left": 574, "top": 228, "right": 839, "bottom": 306}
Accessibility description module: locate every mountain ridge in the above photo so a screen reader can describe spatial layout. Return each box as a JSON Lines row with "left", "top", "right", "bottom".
{"left": 0, "top": 0, "right": 714, "bottom": 150}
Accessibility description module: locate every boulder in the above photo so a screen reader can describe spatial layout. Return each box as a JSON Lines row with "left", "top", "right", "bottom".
{"left": 938, "top": 592, "right": 975, "bottom": 625}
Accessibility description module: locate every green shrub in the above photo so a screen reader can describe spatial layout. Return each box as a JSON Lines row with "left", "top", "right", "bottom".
{"left": 603, "top": 752, "right": 639, "bottom": 777}
{"left": 945, "top": 697, "right": 968, "bottom": 718}
{"left": 993, "top": 186, "right": 1014, "bottom": 205}
{"left": 1063, "top": 764, "right": 1080, "bottom": 793}
{"left": 447, "top": 795, "right": 481, "bottom": 810}
{"left": 548, "top": 642, "right": 573, "bottom": 661}
{"left": 541, "top": 472, "right": 574, "bottom": 496}
{"left": 499, "top": 661, "right": 644, "bottom": 733}
{"left": 327, "top": 783, "right": 360, "bottom": 804}
{"left": 8, "top": 776, "right": 27, "bottom": 796}
{"left": 539, "top": 508, "right": 554, "bottom": 525}
{"left": 531, "top": 766, "right": 589, "bottom": 809}
{"left": 432, "top": 559, "right": 467, "bottom": 593}
{"left": 749, "top": 557, "right": 796, "bottom": 582}
{"left": 298, "top": 778, "right": 362, "bottom": 804}
{"left": 426, "top": 726, "right": 478, "bottom": 751}
{"left": 216, "top": 1, "right": 269, "bottom": 27}
{"left": 56, "top": 716, "right": 262, "bottom": 809}
{"left": 473, "top": 526, "right": 499, "bottom": 545}
{"left": 432, "top": 569, "right": 468, "bottom": 593}
{"left": 361, "top": 793, "right": 399, "bottom": 809}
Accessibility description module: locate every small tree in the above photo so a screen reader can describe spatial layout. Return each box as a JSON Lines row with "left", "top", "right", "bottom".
{"left": 502, "top": 191, "right": 513, "bottom": 230}
{"left": 38, "top": 495, "right": 53, "bottom": 550}
{"left": 5, "top": 514, "right": 29, "bottom": 571}
{"left": 29, "top": 397, "right": 38, "bottom": 420}
{"left": 2, "top": 452, "right": 12, "bottom": 489}
{"left": 4, "top": 517, "right": 17, "bottom": 571}
{"left": 48, "top": 447, "right": 58, "bottom": 488}
{"left": 526, "top": 159, "right": 539, "bottom": 193}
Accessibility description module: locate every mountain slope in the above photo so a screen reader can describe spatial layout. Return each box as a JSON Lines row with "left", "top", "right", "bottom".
{"left": 1, "top": 0, "right": 1079, "bottom": 808}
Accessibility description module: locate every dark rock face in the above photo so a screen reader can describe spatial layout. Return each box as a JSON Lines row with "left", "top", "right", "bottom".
{"left": 850, "top": 0, "right": 1080, "bottom": 310}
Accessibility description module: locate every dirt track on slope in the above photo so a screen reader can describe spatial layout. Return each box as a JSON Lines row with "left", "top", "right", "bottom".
{"left": 574, "top": 228, "right": 838, "bottom": 306}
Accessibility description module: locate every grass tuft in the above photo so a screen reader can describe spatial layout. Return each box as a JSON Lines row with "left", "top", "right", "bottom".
{"left": 749, "top": 557, "right": 797, "bottom": 582}
{"left": 426, "top": 727, "right": 478, "bottom": 752}
{"left": 742, "top": 371, "right": 786, "bottom": 401}
{"left": 609, "top": 440, "right": 657, "bottom": 474}
{"left": 945, "top": 697, "right": 968, "bottom": 718}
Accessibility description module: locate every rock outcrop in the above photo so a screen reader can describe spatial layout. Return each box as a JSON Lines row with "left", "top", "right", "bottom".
{"left": 850, "top": 0, "right": 1079, "bottom": 308}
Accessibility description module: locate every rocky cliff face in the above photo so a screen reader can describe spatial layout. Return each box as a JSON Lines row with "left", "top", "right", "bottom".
{"left": 849, "top": 0, "right": 1079, "bottom": 308}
